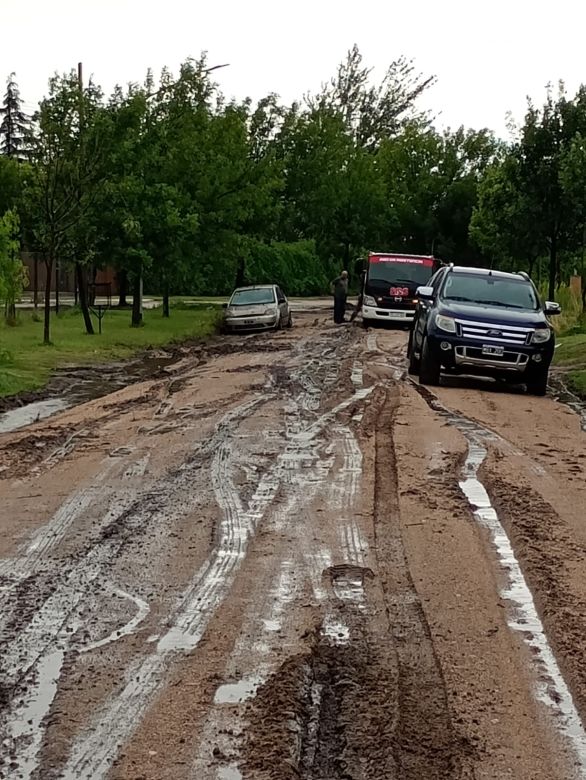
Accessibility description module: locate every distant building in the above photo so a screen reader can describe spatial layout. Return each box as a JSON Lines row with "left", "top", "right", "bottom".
{"left": 21, "top": 253, "right": 120, "bottom": 299}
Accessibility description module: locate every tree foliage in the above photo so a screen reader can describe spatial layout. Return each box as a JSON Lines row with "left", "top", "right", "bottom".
{"left": 472, "top": 84, "right": 586, "bottom": 302}
{"left": 0, "top": 210, "right": 27, "bottom": 323}
{"left": 0, "top": 74, "right": 29, "bottom": 158}
{"left": 8, "top": 43, "right": 586, "bottom": 342}
{"left": 308, "top": 44, "right": 435, "bottom": 148}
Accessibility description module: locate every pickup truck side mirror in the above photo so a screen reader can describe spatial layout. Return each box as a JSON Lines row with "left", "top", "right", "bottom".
{"left": 416, "top": 286, "right": 434, "bottom": 300}
{"left": 222, "top": 302, "right": 228, "bottom": 309}
{"left": 544, "top": 301, "right": 561, "bottom": 315}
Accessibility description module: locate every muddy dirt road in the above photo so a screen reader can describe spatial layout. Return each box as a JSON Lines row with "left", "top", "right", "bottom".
{"left": 1, "top": 311, "right": 586, "bottom": 780}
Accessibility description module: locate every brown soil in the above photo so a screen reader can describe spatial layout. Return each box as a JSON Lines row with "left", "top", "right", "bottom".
{"left": 0, "top": 316, "right": 585, "bottom": 780}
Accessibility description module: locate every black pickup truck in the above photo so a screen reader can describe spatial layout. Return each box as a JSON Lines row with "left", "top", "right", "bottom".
{"left": 407, "top": 265, "right": 561, "bottom": 395}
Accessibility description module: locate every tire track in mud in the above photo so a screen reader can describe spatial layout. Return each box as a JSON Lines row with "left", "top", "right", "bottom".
{"left": 373, "top": 330, "right": 586, "bottom": 772}
{"left": 59, "top": 330, "right": 373, "bottom": 780}
{"left": 372, "top": 385, "right": 472, "bottom": 779}
{"left": 0, "top": 448, "right": 154, "bottom": 779}
{"left": 57, "top": 395, "right": 274, "bottom": 780}
{"left": 0, "top": 392, "right": 271, "bottom": 779}
{"left": 412, "top": 382, "right": 586, "bottom": 775}
{"left": 240, "top": 352, "right": 468, "bottom": 780}
{"left": 191, "top": 344, "right": 371, "bottom": 778}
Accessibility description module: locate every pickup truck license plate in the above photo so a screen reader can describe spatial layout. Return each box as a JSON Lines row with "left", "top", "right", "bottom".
{"left": 482, "top": 345, "right": 504, "bottom": 356}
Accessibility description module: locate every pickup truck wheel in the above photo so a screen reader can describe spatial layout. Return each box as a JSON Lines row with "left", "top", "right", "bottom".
{"left": 407, "top": 331, "right": 420, "bottom": 375}
{"left": 287, "top": 312, "right": 293, "bottom": 328}
{"left": 419, "top": 336, "right": 441, "bottom": 386}
{"left": 526, "top": 368, "right": 548, "bottom": 396}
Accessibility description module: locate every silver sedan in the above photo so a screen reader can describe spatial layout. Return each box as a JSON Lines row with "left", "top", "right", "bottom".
{"left": 223, "top": 285, "right": 293, "bottom": 332}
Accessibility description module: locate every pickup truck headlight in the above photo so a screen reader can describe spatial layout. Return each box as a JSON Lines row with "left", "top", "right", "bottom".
{"left": 532, "top": 328, "right": 551, "bottom": 344}
{"left": 363, "top": 295, "right": 376, "bottom": 306}
{"left": 435, "top": 314, "right": 457, "bottom": 333}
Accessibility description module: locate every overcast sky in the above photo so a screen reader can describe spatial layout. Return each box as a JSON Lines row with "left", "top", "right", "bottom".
{"left": 3, "top": 0, "right": 585, "bottom": 138}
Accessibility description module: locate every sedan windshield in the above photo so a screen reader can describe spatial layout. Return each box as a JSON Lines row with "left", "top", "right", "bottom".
{"left": 230, "top": 288, "right": 276, "bottom": 306}
{"left": 442, "top": 275, "right": 539, "bottom": 310}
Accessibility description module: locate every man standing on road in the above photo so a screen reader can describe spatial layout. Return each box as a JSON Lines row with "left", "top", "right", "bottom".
{"left": 331, "top": 270, "right": 349, "bottom": 324}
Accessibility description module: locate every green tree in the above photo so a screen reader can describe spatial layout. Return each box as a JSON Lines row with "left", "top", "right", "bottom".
{"left": 470, "top": 155, "right": 542, "bottom": 275}
{"left": 25, "top": 72, "right": 107, "bottom": 343}
{"left": 0, "top": 154, "right": 27, "bottom": 215}
{"left": 559, "top": 132, "right": 586, "bottom": 307}
{"left": 0, "top": 210, "right": 26, "bottom": 323}
{"left": 0, "top": 74, "right": 29, "bottom": 158}
{"left": 279, "top": 107, "right": 385, "bottom": 275}
{"left": 309, "top": 44, "right": 435, "bottom": 148}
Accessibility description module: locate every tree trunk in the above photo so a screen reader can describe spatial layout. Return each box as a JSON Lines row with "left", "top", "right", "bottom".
{"left": 131, "top": 270, "right": 143, "bottom": 327}
{"left": 5, "top": 302, "right": 16, "bottom": 325}
{"left": 55, "top": 259, "right": 60, "bottom": 315}
{"left": 527, "top": 255, "right": 535, "bottom": 278}
{"left": 548, "top": 235, "right": 557, "bottom": 301}
{"left": 43, "top": 257, "right": 53, "bottom": 344}
{"left": 117, "top": 270, "right": 128, "bottom": 307}
{"left": 88, "top": 266, "right": 97, "bottom": 306}
{"left": 235, "top": 257, "right": 246, "bottom": 288}
{"left": 33, "top": 256, "right": 39, "bottom": 310}
{"left": 76, "top": 262, "right": 95, "bottom": 335}
{"left": 162, "top": 278, "right": 170, "bottom": 318}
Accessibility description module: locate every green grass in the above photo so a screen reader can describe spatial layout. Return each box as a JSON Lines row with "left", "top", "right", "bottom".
{"left": 553, "top": 320, "right": 586, "bottom": 397}
{"left": 567, "top": 369, "right": 586, "bottom": 396}
{"left": 0, "top": 305, "right": 220, "bottom": 398}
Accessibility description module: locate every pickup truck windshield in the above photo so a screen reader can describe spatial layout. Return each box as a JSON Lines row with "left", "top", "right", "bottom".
{"left": 442, "top": 275, "right": 539, "bottom": 310}
{"left": 230, "top": 289, "right": 276, "bottom": 306}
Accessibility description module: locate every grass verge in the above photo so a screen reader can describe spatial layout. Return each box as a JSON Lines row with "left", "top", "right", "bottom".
{"left": 0, "top": 305, "right": 220, "bottom": 398}
{"left": 553, "top": 323, "right": 586, "bottom": 398}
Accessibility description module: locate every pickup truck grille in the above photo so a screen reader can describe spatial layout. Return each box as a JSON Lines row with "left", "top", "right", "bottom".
{"left": 455, "top": 318, "right": 532, "bottom": 345}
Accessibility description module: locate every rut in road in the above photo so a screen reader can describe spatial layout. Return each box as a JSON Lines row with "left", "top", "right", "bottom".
{"left": 242, "top": 381, "right": 473, "bottom": 780}
{"left": 372, "top": 384, "right": 472, "bottom": 779}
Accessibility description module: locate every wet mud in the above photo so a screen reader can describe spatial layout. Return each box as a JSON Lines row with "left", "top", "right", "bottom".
{"left": 484, "top": 469, "right": 586, "bottom": 725}
{"left": 0, "top": 333, "right": 294, "bottom": 435}
{"left": 412, "top": 381, "right": 586, "bottom": 773}
{"left": 1, "top": 316, "right": 586, "bottom": 780}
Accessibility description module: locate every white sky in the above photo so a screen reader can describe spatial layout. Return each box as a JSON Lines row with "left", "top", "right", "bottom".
{"left": 2, "top": 0, "right": 586, "bottom": 138}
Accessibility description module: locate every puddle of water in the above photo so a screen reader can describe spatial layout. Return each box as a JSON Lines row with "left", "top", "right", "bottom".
{"left": 351, "top": 362, "right": 363, "bottom": 388}
{"left": 366, "top": 333, "right": 378, "bottom": 352}
{"left": 322, "top": 615, "right": 350, "bottom": 645}
{"left": 217, "top": 766, "right": 243, "bottom": 780}
{"left": 214, "top": 675, "right": 263, "bottom": 705}
{"left": 5, "top": 648, "right": 65, "bottom": 778}
{"left": 332, "top": 575, "right": 366, "bottom": 606}
{"left": 262, "top": 618, "right": 281, "bottom": 632}
{"left": 0, "top": 353, "right": 181, "bottom": 435}
{"left": 0, "top": 398, "right": 69, "bottom": 434}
